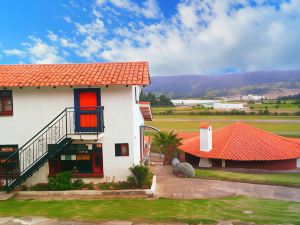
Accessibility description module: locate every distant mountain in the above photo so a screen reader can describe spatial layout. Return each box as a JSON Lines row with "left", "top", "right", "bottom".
{"left": 144, "top": 70, "right": 300, "bottom": 98}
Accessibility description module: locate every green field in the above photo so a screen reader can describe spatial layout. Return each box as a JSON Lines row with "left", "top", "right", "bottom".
{"left": 154, "top": 115, "right": 300, "bottom": 120}
{"left": 0, "top": 197, "right": 300, "bottom": 224}
{"left": 195, "top": 169, "right": 300, "bottom": 187}
{"left": 146, "top": 117, "right": 300, "bottom": 137}
{"left": 147, "top": 107, "right": 300, "bottom": 137}
{"left": 248, "top": 101, "right": 299, "bottom": 111}
{"left": 152, "top": 100, "right": 300, "bottom": 115}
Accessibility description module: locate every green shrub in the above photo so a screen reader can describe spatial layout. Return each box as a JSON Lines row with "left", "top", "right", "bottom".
{"left": 127, "top": 175, "right": 137, "bottom": 188}
{"left": 99, "top": 183, "right": 109, "bottom": 190}
{"left": 20, "top": 185, "right": 28, "bottom": 191}
{"left": 72, "top": 179, "right": 85, "bottom": 190}
{"left": 118, "top": 181, "right": 132, "bottom": 189}
{"left": 49, "top": 171, "right": 73, "bottom": 191}
{"left": 127, "top": 165, "right": 153, "bottom": 188}
{"left": 29, "top": 183, "right": 50, "bottom": 191}
{"left": 86, "top": 182, "right": 95, "bottom": 190}
{"left": 0, "top": 180, "right": 4, "bottom": 191}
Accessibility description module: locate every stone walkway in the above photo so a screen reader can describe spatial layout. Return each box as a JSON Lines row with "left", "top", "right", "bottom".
{"left": 152, "top": 165, "right": 300, "bottom": 202}
{"left": 0, "top": 216, "right": 256, "bottom": 225}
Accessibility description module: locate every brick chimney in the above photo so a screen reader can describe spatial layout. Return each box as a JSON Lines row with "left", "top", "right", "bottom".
{"left": 200, "top": 123, "right": 212, "bottom": 152}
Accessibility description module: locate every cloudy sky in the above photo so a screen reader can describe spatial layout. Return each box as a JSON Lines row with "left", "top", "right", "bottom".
{"left": 0, "top": 0, "right": 300, "bottom": 75}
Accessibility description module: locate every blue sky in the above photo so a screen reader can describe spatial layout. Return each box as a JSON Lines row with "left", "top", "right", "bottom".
{"left": 0, "top": 0, "right": 300, "bottom": 75}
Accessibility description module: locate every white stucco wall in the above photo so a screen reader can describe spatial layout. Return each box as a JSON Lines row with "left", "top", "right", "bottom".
{"left": 200, "top": 127, "right": 212, "bottom": 152}
{"left": 0, "top": 85, "right": 144, "bottom": 185}
{"left": 297, "top": 158, "right": 300, "bottom": 168}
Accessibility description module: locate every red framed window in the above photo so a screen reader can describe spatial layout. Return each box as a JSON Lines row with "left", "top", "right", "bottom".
{"left": 0, "top": 90, "right": 13, "bottom": 116}
{"left": 115, "top": 143, "right": 129, "bottom": 156}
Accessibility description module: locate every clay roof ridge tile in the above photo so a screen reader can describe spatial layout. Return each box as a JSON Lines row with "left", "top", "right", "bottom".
{"left": 217, "top": 122, "right": 241, "bottom": 158}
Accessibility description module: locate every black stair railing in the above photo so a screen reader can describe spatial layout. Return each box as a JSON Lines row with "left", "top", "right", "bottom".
{"left": 5, "top": 106, "right": 104, "bottom": 190}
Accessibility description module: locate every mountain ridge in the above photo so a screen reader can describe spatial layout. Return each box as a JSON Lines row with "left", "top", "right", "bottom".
{"left": 145, "top": 70, "right": 300, "bottom": 98}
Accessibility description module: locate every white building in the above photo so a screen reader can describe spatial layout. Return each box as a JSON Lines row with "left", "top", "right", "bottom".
{"left": 241, "top": 94, "right": 264, "bottom": 101}
{"left": 171, "top": 99, "right": 217, "bottom": 106}
{"left": 212, "top": 102, "right": 244, "bottom": 110}
{"left": 0, "top": 62, "right": 152, "bottom": 191}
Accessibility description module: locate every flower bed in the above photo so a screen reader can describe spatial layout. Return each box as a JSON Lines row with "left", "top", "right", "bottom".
{"left": 22, "top": 165, "right": 154, "bottom": 192}
{"left": 16, "top": 175, "right": 156, "bottom": 200}
{"left": 0, "top": 180, "right": 4, "bottom": 192}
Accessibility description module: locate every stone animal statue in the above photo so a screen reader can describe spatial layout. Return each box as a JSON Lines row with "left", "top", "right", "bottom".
{"left": 172, "top": 158, "right": 195, "bottom": 178}
{"left": 143, "top": 157, "right": 150, "bottom": 166}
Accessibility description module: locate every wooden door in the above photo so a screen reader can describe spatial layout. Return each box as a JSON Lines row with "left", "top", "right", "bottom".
{"left": 92, "top": 150, "right": 103, "bottom": 174}
{"left": 74, "top": 89, "right": 101, "bottom": 132}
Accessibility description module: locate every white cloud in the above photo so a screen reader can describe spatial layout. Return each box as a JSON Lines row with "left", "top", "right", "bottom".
{"left": 95, "top": 0, "right": 300, "bottom": 75}
{"left": 25, "top": 37, "right": 66, "bottom": 64}
{"left": 76, "top": 36, "right": 102, "bottom": 59}
{"left": 64, "top": 16, "right": 72, "bottom": 23}
{"left": 177, "top": 2, "right": 199, "bottom": 29}
{"left": 47, "top": 31, "right": 59, "bottom": 42}
{"left": 96, "top": 0, "right": 162, "bottom": 19}
{"left": 59, "top": 38, "right": 78, "bottom": 48}
{"left": 75, "top": 18, "right": 105, "bottom": 36}
{"left": 3, "top": 49, "right": 25, "bottom": 57}
{"left": 3, "top": 0, "right": 300, "bottom": 75}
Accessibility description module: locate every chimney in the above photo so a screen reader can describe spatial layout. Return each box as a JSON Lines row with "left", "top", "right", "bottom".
{"left": 200, "top": 123, "right": 212, "bottom": 152}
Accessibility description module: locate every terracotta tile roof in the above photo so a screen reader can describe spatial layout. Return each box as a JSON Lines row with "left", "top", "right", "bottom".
{"left": 139, "top": 102, "right": 152, "bottom": 121}
{"left": 200, "top": 122, "right": 211, "bottom": 129}
{"left": 179, "top": 122, "right": 300, "bottom": 161}
{"left": 0, "top": 62, "right": 150, "bottom": 87}
{"left": 144, "top": 136, "right": 152, "bottom": 144}
{"left": 177, "top": 132, "right": 198, "bottom": 139}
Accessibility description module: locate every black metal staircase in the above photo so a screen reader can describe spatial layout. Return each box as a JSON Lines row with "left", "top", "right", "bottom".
{"left": 5, "top": 107, "right": 104, "bottom": 192}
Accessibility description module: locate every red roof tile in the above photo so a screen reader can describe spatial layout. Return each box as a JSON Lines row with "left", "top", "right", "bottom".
{"left": 179, "top": 122, "right": 300, "bottom": 161}
{"left": 0, "top": 62, "right": 150, "bottom": 87}
{"left": 200, "top": 122, "right": 211, "bottom": 129}
{"left": 139, "top": 102, "right": 152, "bottom": 121}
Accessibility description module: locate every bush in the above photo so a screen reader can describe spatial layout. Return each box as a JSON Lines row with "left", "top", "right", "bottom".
{"left": 127, "top": 175, "right": 137, "bottom": 188}
{"left": 127, "top": 165, "right": 153, "bottom": 188}
{"left": 49, "top": 171, "right": 73, "bottom": 191}
{"left": 72, "top": 179, "right": 85, "bottom": 190}
{"left": 294, "top": 111, "right": 300, "bottom": 116}
{"left": 165, "top": 109, "right": 174, "bottom": 115}
{"left": 20, "top": 185, "right": 28, "bottom": 191}
{"left": 0, "top": 180, "right": 4, "bottom": 191}
{"left": 29, "top": 183, "right": 50, "bottom": 191}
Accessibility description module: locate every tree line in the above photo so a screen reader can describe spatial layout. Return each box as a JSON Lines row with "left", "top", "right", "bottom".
{"left": 140, "top": 92, "right": 174, "bottom": 107}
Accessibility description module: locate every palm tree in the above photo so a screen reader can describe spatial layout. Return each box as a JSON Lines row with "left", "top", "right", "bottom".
{"left": 152, "top": 131, "right": 182, "bottom": 165}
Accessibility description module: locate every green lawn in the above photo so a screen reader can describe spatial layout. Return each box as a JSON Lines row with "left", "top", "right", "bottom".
{"left": 146, "top": 120, "right": 300, "bottom": 137}
{"left": 195, "top": 169, "right": 300, "bottom": 188}
{"left": 154, "top": 114, "right": 300, "bottom": 120}
{"left": 0, "top": 197, "right": 300, "bottom": 224}
{"left": 248, "top": 101, "right": 300, "bottom": 111}
{"left": 152, "top": 103, "right": 300, "bottom": 115}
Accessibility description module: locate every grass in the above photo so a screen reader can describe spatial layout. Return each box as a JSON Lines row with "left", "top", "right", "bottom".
{"left": 195, "top": 169, "right": 300, "bottom": 188}
{"left": 248, "top": 101, "right": 300, "bottom": 111}
{"left": 146, "top": 120, "right": 300, "bottom": 137}
{"left": 152, "top": 103, "right": 300, "bottom": 115}
{"left": 153, "top": 114, "right": 300, "bottom": 120}
{"left": 0, "top": 197, "right": 300, "bottom": 224}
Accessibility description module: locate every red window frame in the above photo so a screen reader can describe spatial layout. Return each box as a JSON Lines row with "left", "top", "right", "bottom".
{"left": 115, "top": 143, "right": 129, "bottom": 157}
{"left": 0, "top": 90, "right": 13, "bottom": 116}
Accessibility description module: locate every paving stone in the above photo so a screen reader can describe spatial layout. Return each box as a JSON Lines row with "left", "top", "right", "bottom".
{"left": 151, "top": 165, "right": 300, "bottom": 202}
{"left": 135, "top": 223, "right": 188, "bottom": 225}
{"left": 55, "top": 220, "right": 97, "bottom": 225}
{"left": 12, "top": 217, "right": 57, "bottom": 225}
{"left": 99, "top": 221, "right": 132, "bottom": 225}
{"left": 0, "top": 217, "right": 15, "bottom": 224}
{"left": 217, "top": 221, "right": 233, "bottom": 225}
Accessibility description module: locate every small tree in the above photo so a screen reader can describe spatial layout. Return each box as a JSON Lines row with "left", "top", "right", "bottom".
{"left": 152, "top": 131, "right": 182, "bottom": 165}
